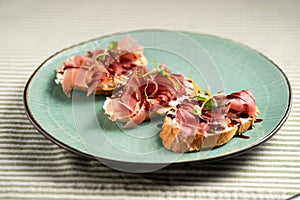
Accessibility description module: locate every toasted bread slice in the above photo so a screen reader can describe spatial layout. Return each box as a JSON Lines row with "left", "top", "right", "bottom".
{"left": 200, "top": 116, "right": 256, "bottom": 149}
{"left": 159, "top": 106, "right": 258, "bottom": 153}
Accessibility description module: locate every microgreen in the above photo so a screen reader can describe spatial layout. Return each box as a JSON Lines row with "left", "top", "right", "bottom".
{"left": 192, "top": 105, "right": 202, "bottom": 116}
{"left": 134, "top": 67, "right": 145, "bottom": 77}
{"left": 108, "top": 41, "right": 118, "bottom": 50}
{"left": 192, "top": 86, "right": 219, "bottom": 117}
{"left": 144, "top": 80, "right": 149, "bottom": 99}
{"left": 95, "top": 41, "right": 118, "bottom": 63}
{"left": 195, "top": 93, "right": 207, "bottom": 101}
{"left": 96, "top": 53, "right": 106, "bottom": 62}
{"left": 204, "top": 98, "right": 218, "bottom": 110}
{"left": 153, "top": 60, "right": 160, "bottom": 71}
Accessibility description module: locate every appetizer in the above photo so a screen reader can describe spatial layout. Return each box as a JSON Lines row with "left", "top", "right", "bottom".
{"left": 159, "top": 89, "right": 259, "bottom": 153}
{"left": 55, "top": 36, "right": 147, "bottom": 97}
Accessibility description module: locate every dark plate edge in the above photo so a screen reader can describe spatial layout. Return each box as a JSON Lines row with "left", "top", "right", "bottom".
{"left": 23, "top": 29, "right": 293, "bottom": 170}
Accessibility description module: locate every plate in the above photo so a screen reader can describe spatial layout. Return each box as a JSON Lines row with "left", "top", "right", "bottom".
{"left": 24, "top": 29, "right": 291, "bottom": 172}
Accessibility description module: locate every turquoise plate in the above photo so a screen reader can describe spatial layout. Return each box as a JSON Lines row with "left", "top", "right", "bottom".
{"left": 24, "top": 29, "right": 291, "bottom": 172}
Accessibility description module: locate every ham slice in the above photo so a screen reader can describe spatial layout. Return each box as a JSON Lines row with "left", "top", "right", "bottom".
{"left": 103, "top": 65, "right": 187, "bottom": 128}
{"left": 61, "top": 68, "right": 74, "bottom": 97}
{"left": 118, "top": 36, "right": 144, "bottom": 55}
{"left": 122, "top": 103, "right": 149, "bottom": 128}
{"left": 227, "top": 89, "right": 257, "bottom": 117}
{"left": 59, "top": 55, "right": 109, "bottom": 97}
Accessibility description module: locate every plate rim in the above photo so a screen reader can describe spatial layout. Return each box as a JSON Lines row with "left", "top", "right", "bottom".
{"left": 23, "top": 29, "right": 292, "bottom": 166}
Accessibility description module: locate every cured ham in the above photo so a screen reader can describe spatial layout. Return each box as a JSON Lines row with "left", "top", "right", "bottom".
{"left": 55, "top": 36, "right": 147, "bottom": 97}
{"left": 226, "top": 89, "right": 257, "bottom": 117}
{"left": 56, "top": 56, "right": 108, "bottom": 97}
{"left": 159, "top": 89, "right": 259, "bottom": 153}
{"left": 103, "top": 64, "right": 186, "bottom": 128}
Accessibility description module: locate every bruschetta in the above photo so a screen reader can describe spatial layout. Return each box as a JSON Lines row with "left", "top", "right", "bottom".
{"left": 55, "top": 36, "right": 147, "bottom": 97}
{"left": 159, "top": 89, "right": 259, "bottom": 153}
{"left": 103, "top": 63, "right": 188, "bottom": 128}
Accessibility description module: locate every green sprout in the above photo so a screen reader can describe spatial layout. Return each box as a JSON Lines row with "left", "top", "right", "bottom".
{"left": 144, "top": 80, "right": 149, "bottom": 99}
{"left": 108, "top": 41, "right": 118, "bottom": 50}
{"left": 192, "top": 104, "right": 202, "bottom": 116}
{"left": 95, "top": 41, "right": 118, "bottom": 64}
{"left": 192, "top": 82, "right": 219, "bottom": 116}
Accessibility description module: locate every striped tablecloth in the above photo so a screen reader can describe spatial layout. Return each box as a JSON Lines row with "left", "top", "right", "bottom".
{"left": 0, "top": 0, "right": 299, "bottom": 199}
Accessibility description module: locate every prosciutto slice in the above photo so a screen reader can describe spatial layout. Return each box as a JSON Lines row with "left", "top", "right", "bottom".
{"left": 227, "top": 89, "right": 257, "bottom": 117}
{"left": 103, "top": 65, "right": 187, "bottom": 128}
{"left": 118, "top": 35, "right": 144, "bottom": 55}
{"left": 58, "top": 56, "right": 107, "bottom": 97}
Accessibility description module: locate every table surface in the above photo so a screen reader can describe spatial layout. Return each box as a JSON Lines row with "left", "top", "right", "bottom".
{"left": 0, "top": 0, "right": 300, "bottom": 199}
